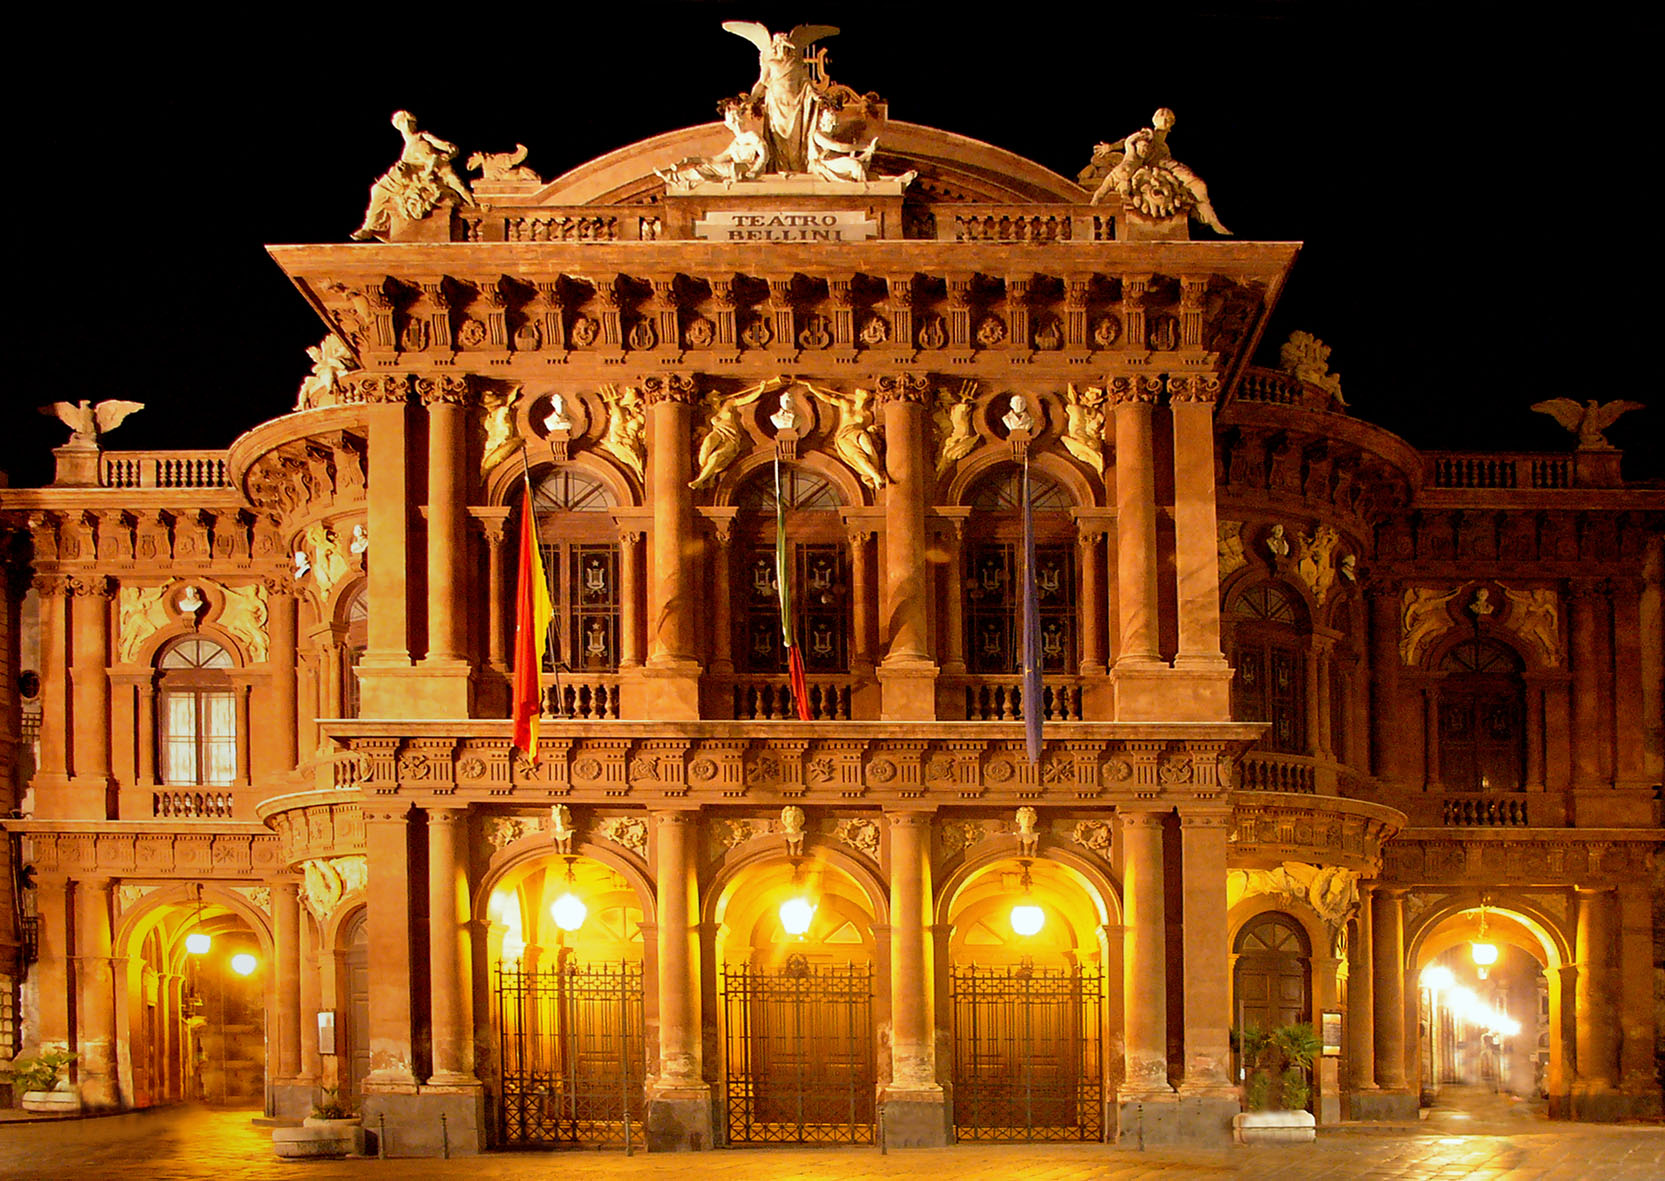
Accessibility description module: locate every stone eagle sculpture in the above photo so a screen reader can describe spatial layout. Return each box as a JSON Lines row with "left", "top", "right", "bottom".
{"left": 1530, "top": 398, "right": 1645, "bottom": 450}
{"left": 39, "top": 399, "right": 145, "bottom": 446}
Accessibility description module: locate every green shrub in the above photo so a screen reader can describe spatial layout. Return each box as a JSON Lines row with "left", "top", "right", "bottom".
{"left": 1234, "top": 1022, "right": 1319, "bottom": 1112}
{"left": 311, "top": 1088, "right": 353, "bottom": 1120}
{"left": 11, "top": 1051, "right": 75, "bottom": 1093}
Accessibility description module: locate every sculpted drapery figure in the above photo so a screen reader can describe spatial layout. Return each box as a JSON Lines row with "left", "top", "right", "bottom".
{"left": 296, "top": 334, "right": 356, "bottom": 409}
{"left": 656, "top": 96, "right": 770, "bottom": 189}
{"left": 805, "top": 382, "right": 886, "bottom": 491}
{"left": 1084, "top": 108, "right": 1230, "bottom": 235}
{"left": 597, "top": 384, "right": 647, "bottom": 484}
{"left": 1061, "top": 383, "right": 1107, "bottom": 476}
{"left": 723, "top": 21, "right": 839, "bottom": 174}
{"left": 690, "top": 378, "right": 785, "bottom": 489}
{"left": 933, "top": 380, "right": 979, "bottom": 476}
{"left": 352, "top": 111, "right": 476, "bottom": 242}
{"left": 807, "top": 104, "right": 877, "bottom": 182}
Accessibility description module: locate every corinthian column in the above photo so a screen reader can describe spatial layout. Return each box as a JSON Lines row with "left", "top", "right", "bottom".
{"left": 69, "top": 575, "right": 113, "bottom": 818}
{"left": 357, "top": 375, "right": 413, "bottom": 717}
{"left": 1120, "top": 809, "right": 1172, "bottom": 1095}
{"left": 1371, "top": 888, "right": 1408, "bottom": 1091}
{"left": 876, "top": 374, "right": 937, "bottom": 719}
{"left": 883, "top": 810, "right": 946, "bottom": 1145}
{"left": 427, "top": 806, "right": 477, "bottom": 1084}
{"left": 647, "top": 809, "right": 711, "bottom": 1151}
{"left": 644, "top": 376, "right": 702, "bottom": 718}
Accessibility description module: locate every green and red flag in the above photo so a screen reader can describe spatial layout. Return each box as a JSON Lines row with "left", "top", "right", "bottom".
{"left": 774, "top": 457, "right": 813, "bottom": 720}
{"left": 511, "top": 484, "right": 555, "bottom": 762}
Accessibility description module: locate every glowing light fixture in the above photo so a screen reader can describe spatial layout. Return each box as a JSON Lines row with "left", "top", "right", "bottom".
{"left": 551, "top": 856, "right": 587, "bottom": 933}
{"left": 1470, "top": 898, "right": 1497, "bottom": 979}
{"left": 230, "top": 952, "right": 258, "bottom": 977}
{"left": 779, "top": 896, "right": 817, "bottom": 937}
{"left": 186, "top": 884, "right": 211, "bottom": 955}
{"left": 1419, "top": 964, "right": 1456, "bottom": 993}
{"left": 1010, "top": 862, "right": 1045, "bottom": 937}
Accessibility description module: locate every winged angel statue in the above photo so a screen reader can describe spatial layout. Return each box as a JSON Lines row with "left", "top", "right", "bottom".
{"left": 723, "top": 21, "right": 840, "bottom": 174}
{"left": 39, "top": 399, "right": 144, "bottom": 446}
{"left": 1530, "top": 398, "right": 1645, "bottom": 450}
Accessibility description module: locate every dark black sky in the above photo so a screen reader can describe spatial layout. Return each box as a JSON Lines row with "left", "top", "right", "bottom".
{"left": 7, "top": 2, "right": 1656, "bottom": 487}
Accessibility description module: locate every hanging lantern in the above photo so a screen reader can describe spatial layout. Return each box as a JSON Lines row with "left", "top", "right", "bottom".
{"left": 551, "top": 857, "right": 587, "bottom": 933}
{"left": 779, "top": 896, "right": 816, "bottom": 937}
{"left": 1010, "top": 862, "right": 1045, "bottom": 937}
{"left": 230, "top": 952, "right": 259, "bottom": 977}
{"left": 186, "top": 884, "right": 211, "bottom": 955}
{"left": 1470, "top": 898, "right": 1497, "bottom": 979}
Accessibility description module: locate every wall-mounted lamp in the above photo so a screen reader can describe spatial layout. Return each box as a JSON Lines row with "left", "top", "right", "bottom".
{"left": 1010, "top": 862, "right": 1045, "bottom": 937}
{"left": 551, "top": 856, "right": 587, "bottom": 933}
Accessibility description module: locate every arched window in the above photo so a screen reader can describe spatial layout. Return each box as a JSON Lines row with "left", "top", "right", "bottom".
{"left": 733, "top": 465, "right": 847, "bottom": 674}
{"left": 342, "top": 585, "right": 368, "bottom": 719}
{"left": 963, "top": 467, "right": 1076, "bottom": 675}
{"left": 1227, "top": 583, "right": 1307, "bottom": 754}
{"left": 1233, "top": 912, "right": 1312, "bottom": 1033}
{"left": 157, "top": 637, "right": 236, "bottom": 786}
{"left": 531, "top": 468, "right": 621, "bottom": 671}
{"left": 1438, "top": 639, "right": 1525, "bottom": 791}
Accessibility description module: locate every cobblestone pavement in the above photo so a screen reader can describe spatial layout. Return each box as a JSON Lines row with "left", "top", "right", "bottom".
{"left": 3, "top": 1089, "right": 1663, "bottom": 1180}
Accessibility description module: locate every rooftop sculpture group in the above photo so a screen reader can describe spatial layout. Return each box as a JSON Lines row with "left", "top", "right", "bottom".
{"left": 1080, "top": 108, "right": 1231, "bottom": 235}
{"left": 659, "top": 22, "right": 914, "bottom": 189}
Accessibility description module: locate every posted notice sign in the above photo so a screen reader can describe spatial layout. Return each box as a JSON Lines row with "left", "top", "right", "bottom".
{"left": 694, "top": 211, "right": 879, "bottom": 243}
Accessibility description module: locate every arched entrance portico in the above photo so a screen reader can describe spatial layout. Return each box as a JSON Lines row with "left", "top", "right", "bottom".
{"left": 939, "top": 847, "right": 1115, "bottom": 1143}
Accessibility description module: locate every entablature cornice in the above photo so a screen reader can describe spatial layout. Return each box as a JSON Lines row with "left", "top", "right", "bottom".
{"left": 2, "top": 819, "right": 283, "bottom": 881}
{"left": 318, "top": 720, "right": 1262, "bottom": 809}
{"left": 1382, "top": 826, "right": 1663, "bottom": 887}
{"left": 1228, "top": 790, "right": 1405, "bottom": 876}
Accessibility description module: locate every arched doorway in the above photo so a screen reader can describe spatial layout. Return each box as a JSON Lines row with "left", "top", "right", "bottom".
{"left": 1411, "top": 903, "right": 1559, "bottom": 1114}
{"left": 944, "top": 854, "right": 1108, "bottom": 1142}
{"left": 1233, "top": 912, "right": 1313, "bottom": 1034}
{"left": 340, "top": 909, "right": 370, "bottom": 1103}
{"left": 482, "top": 848, "right": 647, "bottom": 1149}
{"left": 713, "top": 847, "right": 880, "bottom": 1145}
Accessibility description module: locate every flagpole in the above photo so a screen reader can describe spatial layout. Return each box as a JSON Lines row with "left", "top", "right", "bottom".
{"left": 1021, "top": 453, "right": 1043, "bottom": 765}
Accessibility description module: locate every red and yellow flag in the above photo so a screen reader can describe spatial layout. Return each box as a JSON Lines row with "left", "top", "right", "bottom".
{"left": 512, "top": 486, "right": 554, "bottom": 762}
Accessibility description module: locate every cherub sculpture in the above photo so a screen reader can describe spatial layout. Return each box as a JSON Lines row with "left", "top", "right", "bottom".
{"left": 296, "top": 334, "right": 356, "bottom": 410}
{"left": 1061, "top": 384, "right": 1107, "bottom": 476}
{"left": 933, "top": 380, "right": 979, "bottom": 476}
{"left": 805, "top": 383, "right": 886, "bottom": 491}
{"left": 807, "top": 104, "right": 877, "bottom": 182}
{"left": 657, "top": 96, "right": 770, "bottom": 188}
{"left": 1530, "top": 398, "right": 1646, "bottom": 450}
{"left": 1083, "top": 109, "right": 1230, "bottom": 234}
{"left": 1279, "top": 331, "right": 1347, "bottom": 407}
{"left": 689, "top": 379, "right": 782, "bottom": 489}
{"left": 723, "top": 21, "right": 840, "bottom": 173}
{"left": 352, "top": 111, "right": 475, "bottom": 242}
{"left": 39, "top": 399, "right": 145, "bottom": 447}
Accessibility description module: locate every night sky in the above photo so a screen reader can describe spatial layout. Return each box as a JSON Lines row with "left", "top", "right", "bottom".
{"left": 8, "top": 3, "right": 1655, "bottom": 488}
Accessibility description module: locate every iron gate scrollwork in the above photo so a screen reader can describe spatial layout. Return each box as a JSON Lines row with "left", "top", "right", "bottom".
{"left": 496, "top": 961, "right": 644, "bottom": 1149}
{"left": 950, "top": 963, "right": 1104, "bottom": 1142}
{"left": 722, "top": 956, "right": 874, "bottom": 1145}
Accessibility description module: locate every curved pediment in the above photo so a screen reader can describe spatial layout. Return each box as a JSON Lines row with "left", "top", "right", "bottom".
{"left": 522, "top": 119, "right": 1089, "bottom": 208}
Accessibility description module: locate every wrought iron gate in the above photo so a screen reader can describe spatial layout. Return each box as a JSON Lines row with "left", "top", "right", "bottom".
{"left": 950, "top": 963, "right": 1104, "bottom": 1141}
{"left": 722, "top": 957, "right": 874, "bottom": 1145}
{"left": 496, "top": 961, "right": 644, "bottom": 1149}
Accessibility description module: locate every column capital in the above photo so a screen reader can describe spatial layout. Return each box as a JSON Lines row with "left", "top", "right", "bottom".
{"left": 414, "top": 373, "right": 474, "bottom": 407}
{"left": 874, "top": 373, "right": 930, "bottom": 405}
{"left": 425, "top": 804, "right": 470, "bottom": 825}
{"left": 1118, "top": 808, "right": 1170, "bottom": 830}
{"left": 642, "top": 374, "right": 698, "bottom": 406}
{"left": 885, "top": 809, "right": 936, "bottom": 829}
{"left": 1167, "top": 374, "right": 1221, "bottom": 405}
{"left": 651, "top": 807, "right": 701, "bottom": 825}
{"left": 67, "top": 574, "right": 115, "bottom": 598}
{"left": 351, "top": 373, "right": 413, "bottom": 404}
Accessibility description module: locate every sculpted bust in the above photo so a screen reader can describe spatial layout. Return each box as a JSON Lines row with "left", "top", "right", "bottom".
{"left": 1002, "top": 395, "right": 1036, "bottom": 434}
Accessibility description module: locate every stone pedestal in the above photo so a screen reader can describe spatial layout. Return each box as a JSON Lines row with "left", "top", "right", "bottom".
{"left": 1115, "top": 1093, "right": 1238, "bottom": 1146}
{"left": 362, "top": 1085, "right": 484, "bottom": 1157}
{"left": 645, "top": 1087, "right": 713, "bottom": 1152}
{"left": 878, "top": 1087, "right": 949, "bottom": 1148}
{"left": 1348, "top": 1089, "right": 1418, "bottom": 1121}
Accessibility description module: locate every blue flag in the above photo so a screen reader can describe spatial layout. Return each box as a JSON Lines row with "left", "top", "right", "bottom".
{"left": 1020, "top": 459, "right": 1043, "bottom": 764}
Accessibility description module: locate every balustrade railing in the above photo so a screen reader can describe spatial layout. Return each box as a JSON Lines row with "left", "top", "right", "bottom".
{"left": 728, "top": 678, "right": 852, "bottom": 721}
{"left": 1233, "top": 369, "right": 1339, "bottom": 411}
{"left": 946, "top": 208, "right": 1079, "bottom": 244}
{"left": 1236, "top": 751, "right": 1318, "bottom": 793}
{"left": 1440, "top": 795, "right": 1529, "bottom": 826}
{"left": 1425, "top": 452, "right": 1572, "bottom": 489}
{"left": 153, "top": 789, "right": 234, "bottom": 819}
{"left": 101, "top": 451, "right": 231, "bottom": 489}
{"left": 960, "top": 678, "right": 1085, "bottom": 723}
{"left": 458, "top": 208, "right": 662, "bottom": 243}
{"left": 543, "top": 676, "right": 622, "bottom": 720}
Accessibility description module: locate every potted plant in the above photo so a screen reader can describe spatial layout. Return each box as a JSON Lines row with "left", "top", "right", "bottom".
{"left": 272, "top": 1089, "right": 364, "bottom": 1159}
{"left": 13, "top": 1050, "right": 80, "bottom": 1114}
{"left": 1232, "top": 1022, "right": 1321, "bottom": 1143}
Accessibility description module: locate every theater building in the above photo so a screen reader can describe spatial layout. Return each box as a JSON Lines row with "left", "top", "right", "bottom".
{"left": 0, "top": 37, "right": 1660, "bottom": 1153}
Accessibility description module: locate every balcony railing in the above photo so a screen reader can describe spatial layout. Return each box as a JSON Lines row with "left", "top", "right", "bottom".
{"left": 959, "top": 678, "right": 1086, "bottom": 723}
{"left": 543, "top": 676, "right": 622, "bottom": 721}
{"left": 1425, "top": 452, "right": 1572, "bottom": 490}
{"left": 721, "top": 677, "right": 854, "bottom": 721}
{"left": 153, "top": 789, "right": 235, "bottom": 819}
{"left": 1236, "top": 751, "right": 1318, "bottom": 794}
{"left": 1440, "top": 794, "right": 1530, "bottom": 826}
{"left": 101, "top": 450, "right": 231, "bottom": 489}
{"left": 945, "top": 208, "right": 1080, "bottom": 244}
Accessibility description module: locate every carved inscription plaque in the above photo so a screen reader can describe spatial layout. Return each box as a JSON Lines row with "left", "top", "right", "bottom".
{"left": 693, "top": 211, "right": 878, "bottom": 243}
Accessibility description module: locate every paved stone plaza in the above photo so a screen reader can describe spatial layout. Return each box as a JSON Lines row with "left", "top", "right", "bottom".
{"left": 4, "top": 1090, "right": 1664, "bottom": 1180}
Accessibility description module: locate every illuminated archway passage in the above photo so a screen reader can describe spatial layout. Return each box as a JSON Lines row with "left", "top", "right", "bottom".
{"left": 485, "top": 852, "right": 645, "bottom": 1149}
{"left": 946, "top": 857, "right": 1107, "bottom": 1142}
